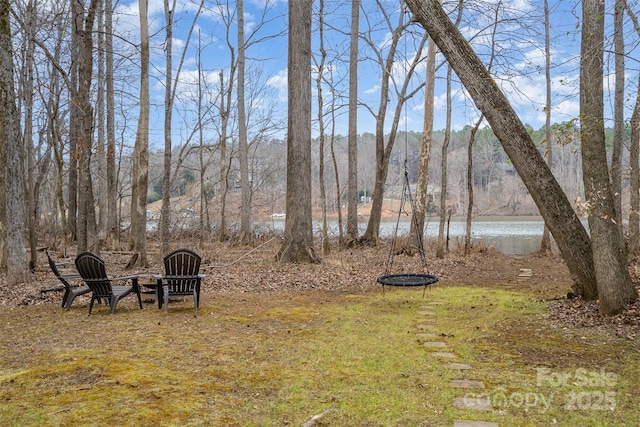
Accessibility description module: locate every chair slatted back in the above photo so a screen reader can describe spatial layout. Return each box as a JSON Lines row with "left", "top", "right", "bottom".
{"left": 46, "top": 250, "right": 63, "bottom": 278}
{"left": 163, "top": 249, "right": 201, "bottom": 294}
{"left": 75, "top": 252, "right": 113, "bottom": 298}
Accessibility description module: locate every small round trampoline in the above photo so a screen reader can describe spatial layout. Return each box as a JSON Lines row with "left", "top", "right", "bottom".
{"left": 377, "top": 273, "right": 439, "bottom": 297}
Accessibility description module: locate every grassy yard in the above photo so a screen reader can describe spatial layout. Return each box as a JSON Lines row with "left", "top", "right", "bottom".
{"left": 1, "top": 282, "right": 638, "bottom": 426}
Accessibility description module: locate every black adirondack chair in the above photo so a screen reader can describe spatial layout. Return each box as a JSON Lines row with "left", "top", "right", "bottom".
{"left": 46, "top": 250, "right": 92, "bottom": 310}
{"left": 154, "top": 248, "right": 205, "bottom": 313}
{"left": 75, "top": 251, "right": 143, "bottom": 315}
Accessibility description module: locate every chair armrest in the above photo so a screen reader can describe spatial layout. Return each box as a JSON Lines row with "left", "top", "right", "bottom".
{"left": 110, "top": 275, "right": 139, "bottom": 287}
{"left": 111, "top": 275, "right": 139, "bottom": 281}
{"left": 198, "top": 274, "right": 206, "bottom": 279}
{"left": 158, "top": 275, "right": 203, "bottom": 280}
{"left": 59, "top": 273, "right": 82, "bottom": 279}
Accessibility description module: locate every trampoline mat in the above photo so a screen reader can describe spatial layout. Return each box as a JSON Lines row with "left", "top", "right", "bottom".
{"left": 376, "top": 273, "right": 439, "bottom": 287}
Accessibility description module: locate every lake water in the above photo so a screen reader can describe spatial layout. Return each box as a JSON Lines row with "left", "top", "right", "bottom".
{"left": 262, "top": 216, "right": 549, "bottom": 256}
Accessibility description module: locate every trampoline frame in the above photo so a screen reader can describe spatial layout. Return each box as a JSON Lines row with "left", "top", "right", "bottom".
{"left": 376, "top": 273, "right": 439, "bottom": 297}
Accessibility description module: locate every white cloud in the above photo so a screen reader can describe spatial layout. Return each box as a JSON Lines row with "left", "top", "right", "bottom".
{"left": 364, "top": 83, "right": 380, "bottom": 95}
{"left": 267, "top": 68, "right": 288, "bottom": 101}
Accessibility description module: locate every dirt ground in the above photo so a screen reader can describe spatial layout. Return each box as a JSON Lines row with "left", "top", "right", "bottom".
{"left": 1, "top": 238, "right": 638, "bottom": 340}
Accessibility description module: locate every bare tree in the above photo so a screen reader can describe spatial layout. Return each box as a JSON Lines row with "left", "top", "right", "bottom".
{"left": 315, "top": 0, "right": 330, "bottom": 254}
{"left": 408, "top": 36, "right": 436, "bottom": 249}
{"left": 129, "top": 0, "right": 149, "bottom": 267}
{"left": 158, "top": 0, "right": 204, "bottom": 255}
{"left": 74, "top": 0, "right": 99, "bottom": 253}
{"left": 276, "top": 0, "right": 319, "bottom": 263}
{"left": 539, "top": 0, "right": 554, "bottom": 253}
{"left": 465, "top": 116, "right": 483, "bottom": 255}
{"left": 361, "top": 1, "right": 426, "bottom": 244}
{"left": 435, "top": 0, "right": 463, "bottom": 258}
{"left": 237, "top": 0, "right": 252, "bottom": 243}
{"left": 217, "top": 68, "right": 231, "bottom": 242}
{"left": 159, "top": 0, "right": 175, "bottom": 256}
{"left": 21, "top": 0, "right": 37, "bottom": 269}
{"left": 627, "top": 4, "right": 640, "bottom": 258}
{"left": 580, "top": 0, "right": 637, "bottom": 314}
{"left": 346, "top": 0, "right": 360, "bottom": 247}
{"left": 95, "top": 0, "right": 106, "bottom": 240}
{"left": 406, "top": 0, "right": 598, "bottom": 300}
{"left": 435, "top": 58, "right": 453, "bottom": 258}
{"left": 611, "top": 0, "right": 625, "bottom": 230}
{"left": 105, "top": 0, "right": 118, "bottom": 250}
{"left": 0, "top": 0, "right": 30, "bottom": 283}
{"left": 196, "top": 31, "right": 214, "bottom": 246}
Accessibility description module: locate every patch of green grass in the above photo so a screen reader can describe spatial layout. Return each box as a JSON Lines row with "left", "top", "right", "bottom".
{"left": 0, "top": 286, "right": 638, "bottom": 426}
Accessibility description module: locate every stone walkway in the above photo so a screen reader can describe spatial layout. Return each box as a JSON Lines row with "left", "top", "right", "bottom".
{"left": 416, "top": 302, "right": 499, "bottom": 427}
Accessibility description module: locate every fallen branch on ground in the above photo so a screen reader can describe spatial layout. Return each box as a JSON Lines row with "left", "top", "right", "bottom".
{"left": 301, "top": 407, "right": 337, "bottom": 427}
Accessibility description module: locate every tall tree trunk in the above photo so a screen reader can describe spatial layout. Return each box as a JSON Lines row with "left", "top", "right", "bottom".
{"left": 218, "top": 4, "right": 237, "bottom": 243}
{"left": 409, "top": 37, "right": 436, "bottom": 249}
{"left": 611, "top": 0, "right": 625, "bottom": 231}
{"left": 464, "top": 116, "right": 483, "bottom": 255}
{"left": 237, "top": 0, "right": 252, "bottom": 244}
{"left": 67, "top": 0, "right": 81, "bottom": 242}
{"left": 75, "top": 0, "right": 99, "bottom": 253}
{"left": 1, "top": 0, "right": 29, "bottom": 283}
{"left": 435, "top": 0, "right": 463, "bottom": 258}
{"left": 23, "top": 0, "right": 37, "bottom": 270}
{"left": 464, "top": 0, "right": 495, "bottom": 256}
{"left": 540, "top": 0, "right": 553, "bottom": 253}
{"left": 160, "top": 0, "right": 175, "bottom": 256}
{"left": 276, "top": 0, "right": 318, "bottom": 264}
{"left": 129, "top": 0, "right": 149, "bottom": 267}
{"left": 435, "top": 64, "right": 452, "bottom": 258}
{"left": 406, "top": 0, "right": 598, "bottom": 299}
{"left": 105, "top": 0, "right": 118, "bottom": 249}
{"left": 346, "top": 0, "right": 360, "bottom": 247}
{"left": 42, "top": 19, "right": 64, "bottom": 249}
{"left": 626, "top": 0, "right": 640, "bottom": 258}
{"left": 96, "top": 0, "right": 107, "bottom": 238}
{"left": 630, "top": 79, "right": 640, "bottom": 257}
{"left": 580, "top": 0, "right": 637, "bottom": 314}
{"left": 218, "top": 70, "right": 229, "bottom": 242}
{"left": 47, "top": 17, "right": 67, "bottom": 250}
{"left": 316, "top": 0, "right": 330, "bottom": 255}
{"left": 197, "top": 31, "right": 207, "bottom": 247}
{"left": 329, "top": 96, "right": 343, "bottom": 245}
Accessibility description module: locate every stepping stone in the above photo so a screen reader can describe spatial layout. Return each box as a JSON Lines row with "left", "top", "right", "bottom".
{"left": 416, "top": 332, "right": 436, "bottom": 339}
{"left": 425, "top": 301, "right": 445, "bottom": 305}
{"left": 517, "top": 268, "right": 532, "bottom": 282}
{"left": 454, "top": 421, "right": 498, "bottom": 427}
{"left": 518, "top": 268, "right": 532, "bottom": 277}
{"left": 423, "top": 341, "right": 448, "bottom": 348}
{"left": 418, "top": 317, "right": 436, "bottom": 323}
{"left": 443, "top": 362, "right": 473, "bottom": 370}
{"left": 430, "top": 351, "right": 456, "bottom": 358}
{"left": 417, "top": 310, "right": 437, "bottom": 316}
{"left": 416, "top": 324, "right": 435, "bottom": 330}
{"left": 450, "top": 379, "right": 485, "bottom": 389}
{"left": 453, "top": 396, "right": 492, "bottom": 411}
{"left": 420, "top": 305, "right": 436, "bottom": 310}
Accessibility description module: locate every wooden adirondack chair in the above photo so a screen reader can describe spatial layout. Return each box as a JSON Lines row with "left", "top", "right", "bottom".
{"left": 46, "top": 250, "right": 92, "bottom": 310}
{"left": 75, "top": 251, "right": 143, "bottom": 315}
{"left": 154, "top": 248, "right": 205, "bottom": 313}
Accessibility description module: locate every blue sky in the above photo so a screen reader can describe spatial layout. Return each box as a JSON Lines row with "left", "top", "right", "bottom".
{"left": 112, "top": 0, "right": 640, "bottom": 145}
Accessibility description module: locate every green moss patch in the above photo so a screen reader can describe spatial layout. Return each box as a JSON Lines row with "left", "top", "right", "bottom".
{"left": 1, "top": 284, "right": 638, "bottom": 426}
